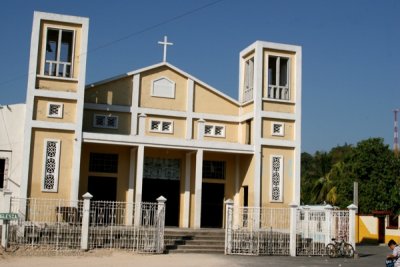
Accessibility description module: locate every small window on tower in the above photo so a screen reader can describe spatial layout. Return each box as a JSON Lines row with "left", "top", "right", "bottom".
{"left": 149, "top": 119, "right": 173, "bottom": 134}
{"left": 47, "top": 102, "right": 64, "bottom": 118}
{"left": 271, "top": 122, "right": 285, "bottom": 136}
{"left": 93, "top": 114, "right": 119, "bottom": 129}
{"left": 204, "top": 124, "right": 225, "bottom": 138}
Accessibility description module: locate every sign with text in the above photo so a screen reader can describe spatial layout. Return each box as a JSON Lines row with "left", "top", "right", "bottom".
{"left": 0, "top": 213, "right": 18, "bottom": 220}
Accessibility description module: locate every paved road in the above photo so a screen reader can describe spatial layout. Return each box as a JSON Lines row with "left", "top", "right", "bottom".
{"left": 0, "top": 245, "right": 390, "bottom": 267}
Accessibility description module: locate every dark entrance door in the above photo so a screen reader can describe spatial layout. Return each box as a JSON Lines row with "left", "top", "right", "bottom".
{"left": 142, "top": 178, "right": 180, "bottom": 227}
{"left": 378, "top": 217, "right": 385, "bottom": 243}
{"left": 201, "top": 183, "right": 224, "bottom": 228}
{"left": 88, "top": 176, "right": 117, "bottom": 201}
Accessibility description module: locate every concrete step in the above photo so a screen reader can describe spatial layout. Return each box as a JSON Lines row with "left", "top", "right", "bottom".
{"left": 164, "top": 228, "right": 225, "bottom": 254}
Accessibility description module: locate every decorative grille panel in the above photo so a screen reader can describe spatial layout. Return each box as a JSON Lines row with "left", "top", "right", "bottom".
{"left": 42, "top": 139, "right": 60, "bottom": 192}
{"left": 47, "top": 103, "right": 63, "bottom": 118}
{"left": 270, "top": 155, "right": 283, "bottom": 202}
{"left": 272, "top": 122, "right": 284, "bottom": 136}
{"left": 94, "top": 114, "right": 118, "bottom": 129}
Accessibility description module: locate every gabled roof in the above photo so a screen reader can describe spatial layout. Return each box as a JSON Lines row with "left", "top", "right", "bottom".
{"left": 85, "top": 62, "right": 240, "bottom": 106}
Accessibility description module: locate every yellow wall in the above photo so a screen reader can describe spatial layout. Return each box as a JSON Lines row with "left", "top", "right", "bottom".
{"left": 82, "top": 110, "right": 131, "bottom": 135}
{"left": 194, "top": 83, "right": 239, "bottom": 116}
{"left": 85, "top": 76, "right": 133, "bottom": 106}
{"left": 145, "top": 115, "right": 186, "bottom": 139}
{"left": 79, "top": 143, "right": 131, "bottom": 201}
{"left": 262, "top": 119, "right": 295, "bottom": 140}
{"left": 33, "top": 97, "right": 77, "bottom": 123}
{"left": 261, "top": 146, "right": 294, "bottom": 207}
{"left": 28, "top": 129, "right": 75, "bottom": 199}
{"left": 263, "top": 100, "right": 295, "bottom": 113}
{"left": 238, "top": 154, "right": 254, "bottom": 206}
{"left": 203, "top": 120, "right": 239, "bottom": 143}
{"left": 140, "top": 66, "right": 187, "bottom": 111}
{"left": 241, "top": 101, "right": 254, "bottom": 115}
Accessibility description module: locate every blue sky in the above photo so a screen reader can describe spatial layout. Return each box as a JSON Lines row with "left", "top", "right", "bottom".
{"left": 0, "top": 0, "right": 399, "bottom": 153}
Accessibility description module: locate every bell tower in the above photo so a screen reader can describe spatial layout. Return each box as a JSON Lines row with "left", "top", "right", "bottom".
{"left": 20, "top": 12, "right": 89, "bottom": 200}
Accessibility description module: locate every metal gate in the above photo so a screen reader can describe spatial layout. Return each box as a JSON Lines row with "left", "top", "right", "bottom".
{"left": 296, "top": 207, "right": 349, "bottom": 256}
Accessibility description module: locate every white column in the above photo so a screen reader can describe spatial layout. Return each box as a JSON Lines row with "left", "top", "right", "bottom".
{"left": 303, "top": 205, "right": 310, "bottom": 239}
{"left": 197, "top": 119, "right": 205, "bottom": 140}
{"left": 194, "top": 149, "right": 203, "bottom": 228}
{"left": 233, "top": 155, "right": 240, "bottom": 226}
{"left": 138, "top": 113, "right": 147, "bottom": 136}
{"left": 224, "top": 199, "right": 234, "bottom": 255}
{"left": 131, "top": 74, "right": 140, "bottom": 136}
{"left": 185, "top": 79, "right": 194, "bottom": 140}
{"left": 289, "top": 202, "right": 298, "bottom": 257}
{"left": 134, "top": 145, "right": 145, "bottom": 226}
{"left": 126, "top": 147, "right": 137, "bottom": 225}
{"left": 347, "top": 204, "right": 357, "bottom": 250}
{"left": 324, "top": 204, "right": 333, "bottom": 245}
{"left": 80, "top": 192, "right": 92, "bottom": 251}
{"left": 183, "top": 152, "right": 192, "bottom": 228}
{"left": 1, "top": 190, "right": 12, "bottom": 248}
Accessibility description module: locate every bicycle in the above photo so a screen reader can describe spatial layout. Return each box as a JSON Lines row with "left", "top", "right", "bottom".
{"left": 325, "top": 237, "right": 355, "bottom": 258}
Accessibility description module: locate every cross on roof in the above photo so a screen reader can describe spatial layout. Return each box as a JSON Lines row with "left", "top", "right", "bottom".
{"left": 158, "top": 36, "right": 173, "bottom": 62}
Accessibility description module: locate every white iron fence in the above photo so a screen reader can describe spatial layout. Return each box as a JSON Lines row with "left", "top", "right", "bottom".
{"left": 225, "top": 203, "right": 291, "bottom": 255}
{"left": 225, "top": 201, "right": 357, "bottom": 257}
{"left": 1, "top": 191, "right": 165, "bottom": 254}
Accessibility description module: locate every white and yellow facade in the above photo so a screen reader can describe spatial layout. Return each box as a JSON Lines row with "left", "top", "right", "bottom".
{"left": 14, "top": 11, "right": 302, "bottom": 229}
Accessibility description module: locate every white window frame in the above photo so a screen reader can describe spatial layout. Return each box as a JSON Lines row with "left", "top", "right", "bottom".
{"left": 46, "top": 102, "right": 64, "bottom": 118}
{"left": 149, "top": 119, "right": 174, "bottom": 134}
{"left": 42, "top": 139, "right": 61, "bottom": 193}
{"left": 42, "top": 27, "right": 76, "bottom": 78}
{"left": 0, "top": 157, "right": 9, "bottom": 190}
{"left": 204, "top": 124, "right": 226, "bottom": 138}
{"left": 270, "top": 155, "right": 284, "bottom": 203}
{"left": 243, "top": 57, "right": 254, "bottom": 102}
{"left": 151, "top": 77, "right": 176, "bottom": 99}
{"left": 93, "top": 114, "right": 119, "bottom": 129}
{"left": 271, "top": 122, "right": 285, "bottom": 136}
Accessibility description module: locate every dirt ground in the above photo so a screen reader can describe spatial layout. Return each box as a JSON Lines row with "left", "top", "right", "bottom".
{"left": 0, "top": 245, "right": 390, "bottom": 267}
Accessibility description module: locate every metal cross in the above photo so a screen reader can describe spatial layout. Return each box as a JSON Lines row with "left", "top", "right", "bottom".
{"left": 158, "top": 36, "right": 173, "bottom": 62}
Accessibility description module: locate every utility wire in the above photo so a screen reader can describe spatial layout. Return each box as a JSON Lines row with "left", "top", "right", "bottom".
{"left": 0, "top": 0, "right": 225, "bottom": 88}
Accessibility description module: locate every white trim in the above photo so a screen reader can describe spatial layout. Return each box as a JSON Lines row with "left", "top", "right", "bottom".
{"left": 271, "top": 122, "right": 285, "bottom": 137}
{"left": 294, "top": 46, "right": 302, "bottom": 205}
{"left": 260, "top": 139, "right": 296, "bottom": 148}
{"left": 36, "top": 75, "right": 79, "bottom": 82}
{"left": 34, "top": 89, "right": 78, "bottom": 100}
{"left": 261, "top": 111, "right": 295, "bottom": 121}
{"left": 149, "top": 119, "right": 173, "bottom": 134}
{"left": 82, "top": 132, "right": 254, "bottom": 154}
{"left": 30, "top": 120, "right": 76, "bottom": 131}
{"left": 46, "top": 102, "right": 64, "bottom": 118}
{"left": 270, "top": 155, "right": 283, "bottom": 203}
{"left": 134, "top": 144, "right": 144, "bottom": 226}
{"left": 93, "top": 114, "right": 119, "bottom": 129}
{"left": 41, "top": 139, "right": 61, "bottom": 192}
{"left": 151, "top": 76, "right": 175, "bottom": 98}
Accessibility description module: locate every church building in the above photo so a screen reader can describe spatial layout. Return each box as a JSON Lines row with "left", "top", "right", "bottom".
{"left": 7, "top": 11, "right": 301, "bottom": 229}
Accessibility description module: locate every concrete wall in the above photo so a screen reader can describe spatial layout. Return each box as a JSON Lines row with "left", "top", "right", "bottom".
{"left": 0, "top": 104, "right": 26, "bottom": 196}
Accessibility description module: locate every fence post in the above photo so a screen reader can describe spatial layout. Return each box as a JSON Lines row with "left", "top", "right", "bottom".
{"left": 324, "top": 204, "right": 333, "bottom": 245}
{"left": 347, "top": 204, "right": 357, "bottom": 250}
{"left": 156, "top": 196, "right": 166, "bottom": 253}
{"left": 1, "top": 190, "right": 12, "bottom": 249}
{"left": 224, "top": 199, "right": 234, "bottom": 255}
{"left": 289, "top": 202, "right": 298, "bottom": 257}
{"left": 80, "top": 192, "right": 93, "bottom": 251}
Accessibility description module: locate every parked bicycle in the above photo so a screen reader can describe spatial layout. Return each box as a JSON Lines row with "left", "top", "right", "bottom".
{"left": 325, "top": 237, "right": 355, "bottom": 258}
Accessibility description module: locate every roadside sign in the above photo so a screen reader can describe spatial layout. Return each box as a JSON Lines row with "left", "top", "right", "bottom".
{"left": 0, "top": 213, "right": 18, "bottom": 220}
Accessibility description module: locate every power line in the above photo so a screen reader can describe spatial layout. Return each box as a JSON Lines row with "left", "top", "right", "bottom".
{"left": 0, "top": 0, "right": 225, "bottom": 88}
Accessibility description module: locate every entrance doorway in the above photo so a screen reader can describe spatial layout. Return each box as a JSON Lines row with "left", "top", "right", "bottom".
{"left": 378, "top": 217, "right": 385, "bottom": 243}
{"left": 142, "top": 178, "right": 180, "bottom": 226}
{"left": 201, "top": 183, "right": 224, "bottom": 228}
{"left": 88, "top": 176, "right": 117, "bottom": 201}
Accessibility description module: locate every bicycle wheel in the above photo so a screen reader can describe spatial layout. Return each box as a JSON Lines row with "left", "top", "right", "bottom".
{"left": 343, "top": 243, "right": 354, "bottom": 258}
{"left": 325, "top": 243, "right": 337, "bottom": 258}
